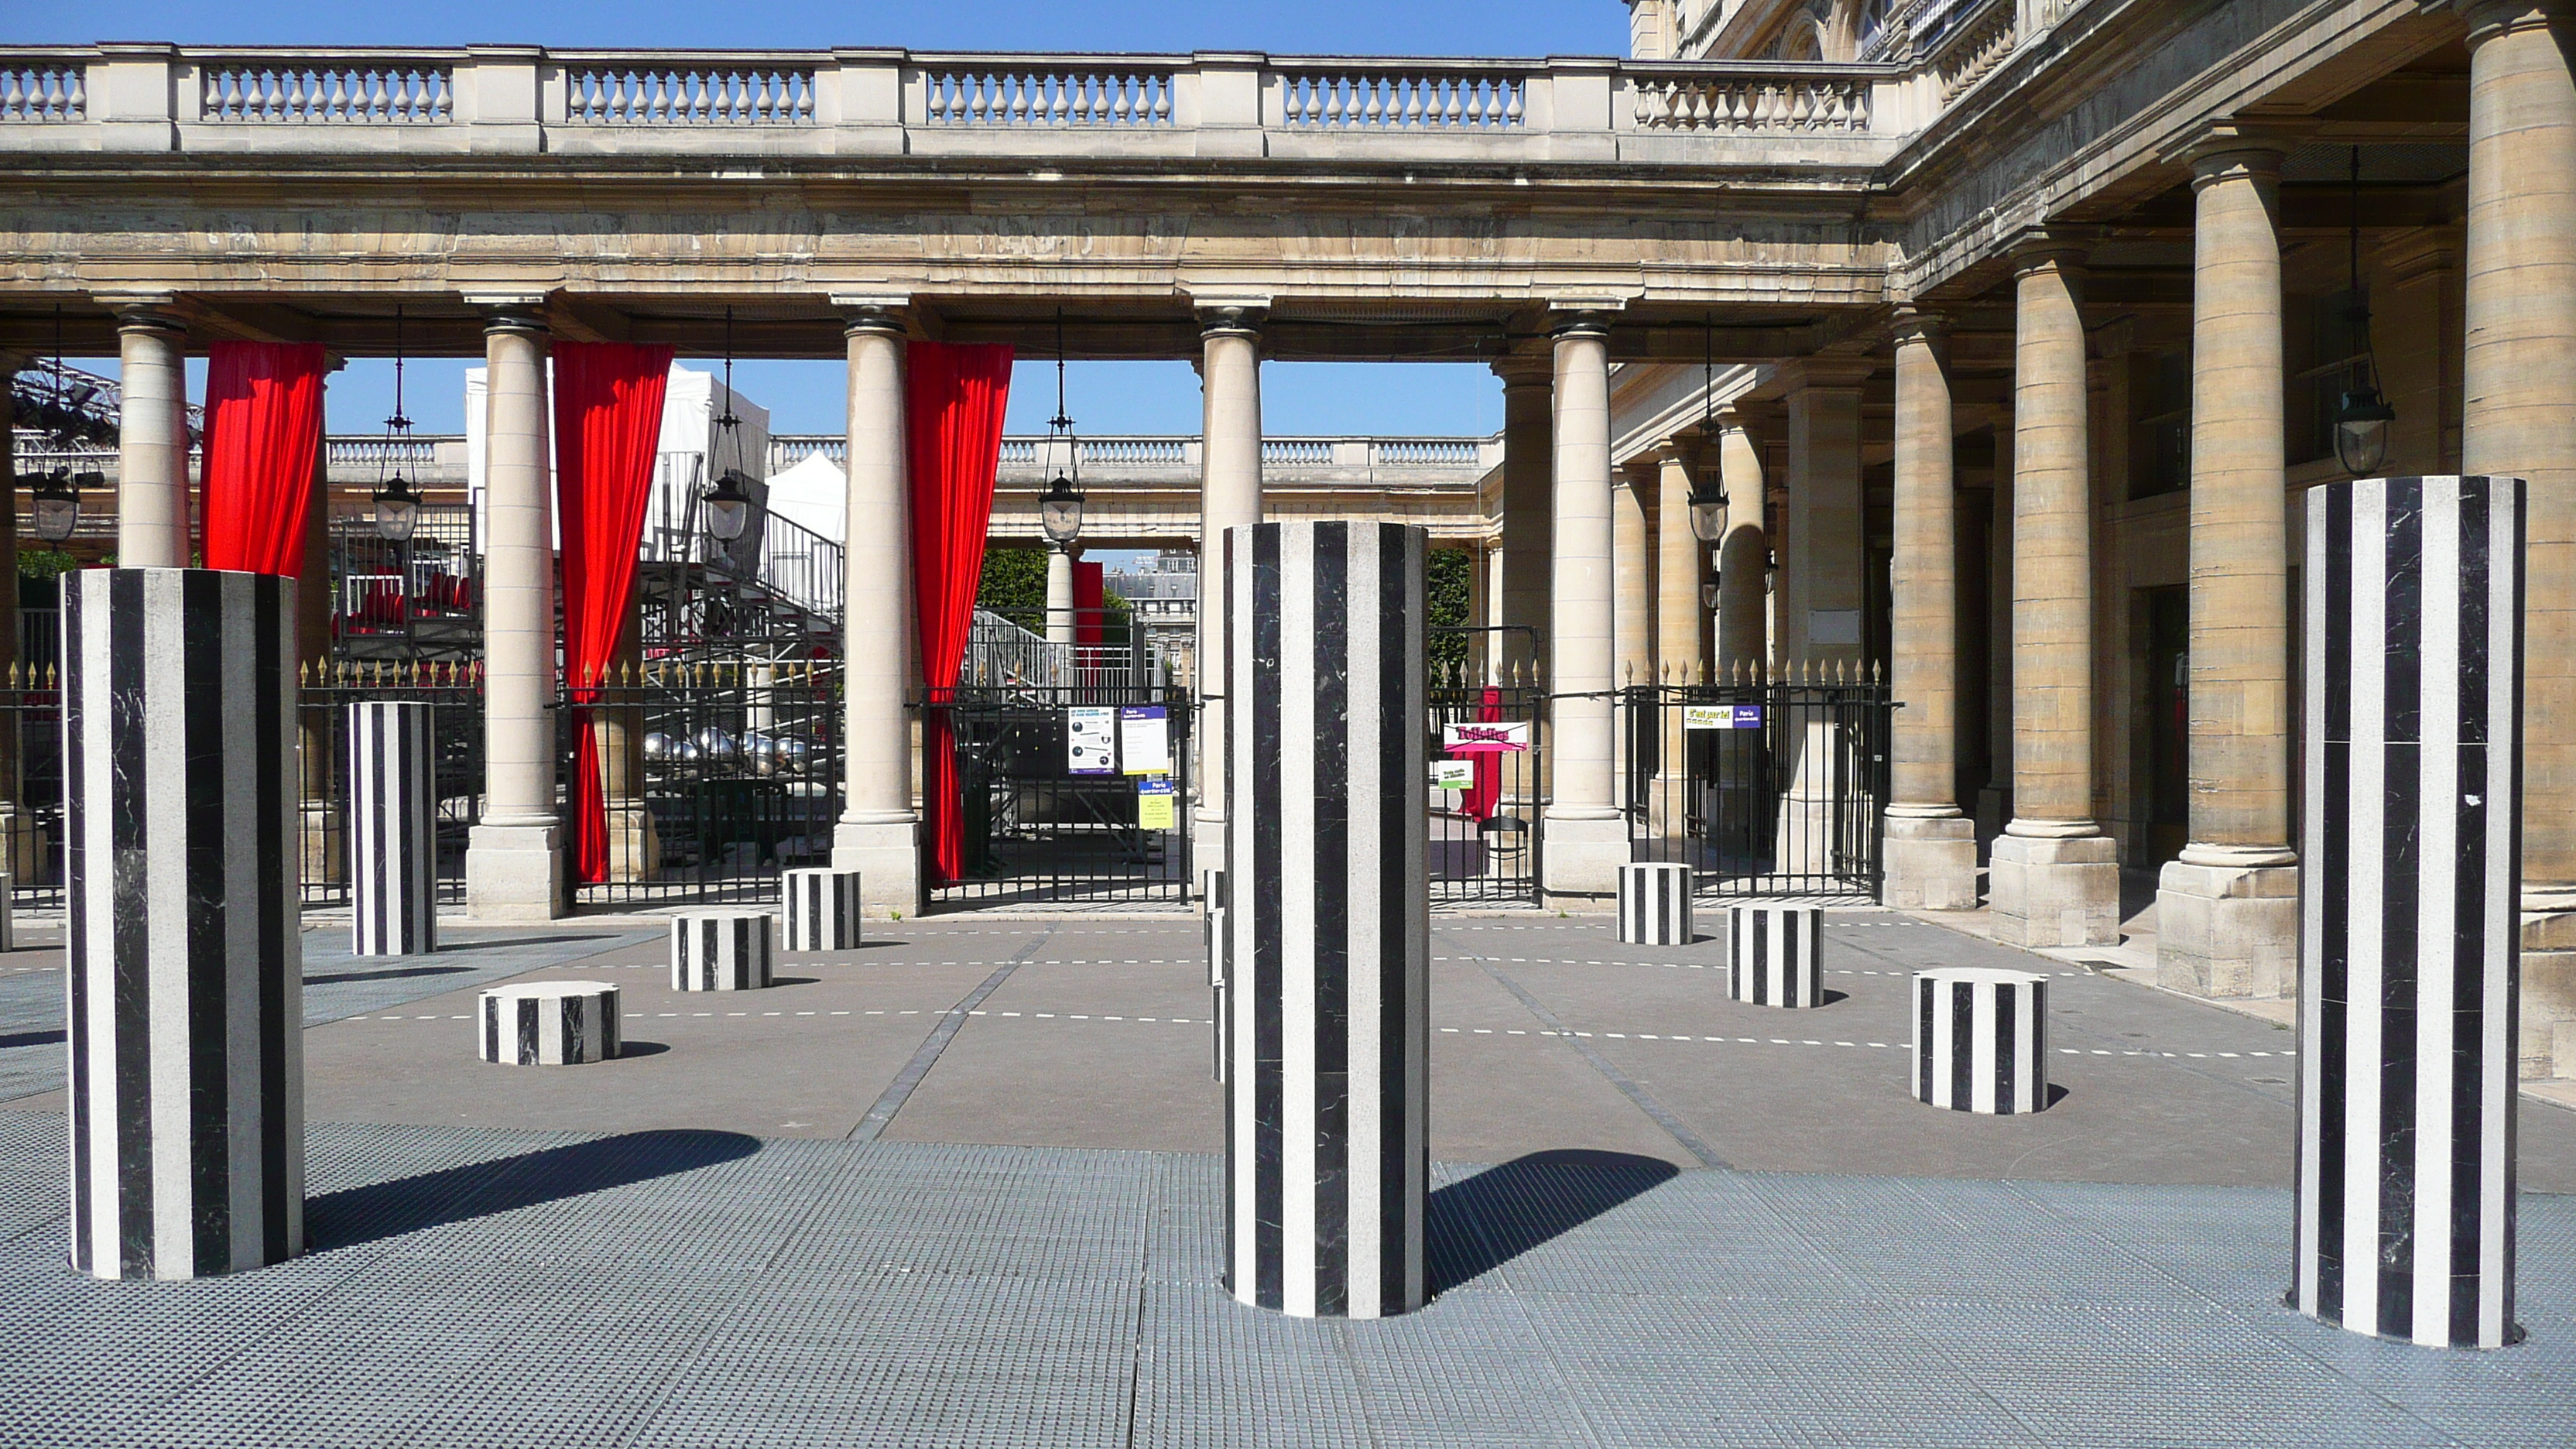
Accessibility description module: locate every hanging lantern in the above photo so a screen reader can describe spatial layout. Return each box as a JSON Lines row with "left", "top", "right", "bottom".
{"left": 1038, "top": 307, "right": 1084, "bottom": 547}
{"left": 704, "top": 468, "right": 756, "bottom": 543}
{"left": 2334, "top": 146, "right": 2396, "bottom": 478}
{"left": 373, "top": 473, "right": 420, "bottom": 543}
{"left": 30, "top": 468, "right": 82, "bottom": 543}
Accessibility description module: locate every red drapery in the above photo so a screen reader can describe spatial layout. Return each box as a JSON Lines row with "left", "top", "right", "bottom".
{"left": 553, "top": 343, "right": 674, "bottom": 886}
{"left": 907, "top": 341, "right": 1015, "bottom": 886}
{"left": 1461, "top": 687, "right": 1504, "bottom": 822}
{"left": 1074, "top": 560, "right": 1104, "bottom": 649}
{"left": 200, "top": 342, "right": 327, "bottom": 576}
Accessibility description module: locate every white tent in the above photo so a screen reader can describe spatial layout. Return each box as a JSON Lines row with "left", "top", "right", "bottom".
{"left": 762, "top": 452, "right": 847, "bottom": 544}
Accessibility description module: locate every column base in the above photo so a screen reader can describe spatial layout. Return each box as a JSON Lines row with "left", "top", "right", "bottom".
{"left": 1881, "top": 813, "right": 1978, "bottom": 911}
{"left": 834, "top": 818, "right": 923, "bottom": 920}
{"left": 603, "top": 801, "right": 659, "bottom": 883}
{"left": 300, "top": 801, "right": 344, "bottom": 886}
{"left": 1972, "top": 785, "right": 2010, "bottom": 858}
{"left": 466, "top": 821, "right": 564, "bottom": 923}
{"left": 1193, "top": 809, "right": 1228, "bottom": 884}
{"left": 2522, "top": 907, "right": 2576, "bottom": 1080}
{"left": 1541, "top": 814, "right": 1629, "bottom": 903}
{"left": 2155, "top": 857, "right": 2297, "bottom": 999}
{"left": 1988, "top": 830, "right": 2119, "bottom": 948}
{"left": 0, "top": 807, "right": 46, "bottom": 885}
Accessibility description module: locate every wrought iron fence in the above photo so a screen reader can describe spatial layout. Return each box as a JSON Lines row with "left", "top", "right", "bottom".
{"left": 1429, "top": 674, "right": 1543, "bottom": 904}
{"left": 566, "top": 657, "right": 843, "bottom": 908}
{"left": 923, "top": 683, "right": 1193, "bottom": 909}
{"left": 0, "top": 667, "right": 61, "bottom": 906}
{"left": 1619, "top": 665, "right": 1891, "bottom": 899}
{"left": 297, "top": 666, "right": 485, "bottom": 908}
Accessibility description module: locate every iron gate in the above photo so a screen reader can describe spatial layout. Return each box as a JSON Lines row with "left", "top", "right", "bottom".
{"left": 1429, "top": 680, "right": 1543, "bottom": 903}
{"left": 569, "top": 657, "right": 843, "bottom": 907}
{"left": 300, "top": 667, "right": 485, "bottom": 909}
{"left": 924, "top": 684, "right": 1193, "bottom": 909}
{"left": 1621, "top": 667, "right": 1891, "bottom": 899}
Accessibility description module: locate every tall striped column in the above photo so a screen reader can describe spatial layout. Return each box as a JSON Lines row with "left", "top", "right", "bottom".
{"left": 63, "top": 568, "right": 303, "bottom": 1280}
{"left": 1225, "top": 520, "right": 1430, "bottom": 1319}
{"left": 2296, "top": 476, "right": 2524, "bottom": 1350}
{"left": 351, "top": 701, "right": 437, "bottom": 957}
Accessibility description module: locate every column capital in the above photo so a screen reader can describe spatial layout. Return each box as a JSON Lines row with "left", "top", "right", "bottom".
{"left": 1652, "top": 435, "right": 1698, "bottom": 468}
{"left": 2378, "top": 225, "right": 2465, "bottom": 286}
{"left": 1889, "top": 307, "right": 1947, "bottom": 348}
{"left": 106, "top": 300, "right": 186, "bottom": 336}
{"left": 2007, "top": 226, "right": 2102, "bottom": 273}
{"left": 1490, "top": 348, "right": 1555, "bottom": 387}
{"left": 835, "top": 299, "right": 912, "bottom": 338}
{"left": 2458, "top": 0, "right": 2572, "bottom": 47}
{"left": 2165, "top": 117, "right": 2304, "bottom": 176}
{"left": 1549, "top": 310, "right": 1615, "bottom": 341}
{"left": 1711, "top": 402, "right": 1759, "bottom": 438}
{"left": 1774, "top": 357, "right": 1877, "bottom": 393}
{"left": 1195, "top": 301, "right": 1269, "bottom": 338}
{"left": 468, "top": 297, "right": 550, "bottom": 337}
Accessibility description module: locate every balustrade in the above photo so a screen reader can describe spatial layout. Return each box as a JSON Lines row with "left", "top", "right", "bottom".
{"left": 565, "top": 64, "right": 815, "bottom": 125}
{"left": 1277, "top": 68, "right": 1524, "bottom": 131}
{"left": 922, "top": 65, "right": 1175, "bottom": 127}
{"left": 199, "top": 61, "right": 451, "bottom": 123}
{"left": 1626, "top": 70, "right": 1875, "bottom": 133}
{"left": 0, "top": 63, "right": 84, "bottom": 122}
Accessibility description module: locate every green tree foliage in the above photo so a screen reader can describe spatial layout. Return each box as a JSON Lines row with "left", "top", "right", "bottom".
{"left": 1427, "top": 546, "right": 1471, "bottom": 676}
{"left": 975, "top": 545, "right": 1134, "bottom": 646}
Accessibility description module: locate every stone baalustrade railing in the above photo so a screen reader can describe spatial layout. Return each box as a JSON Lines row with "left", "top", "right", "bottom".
{"left": 772, "top": 433, "right": 1501, "bottom": 482}
{"left": 0, "top": 44, "right": 2043, "bottom": 163}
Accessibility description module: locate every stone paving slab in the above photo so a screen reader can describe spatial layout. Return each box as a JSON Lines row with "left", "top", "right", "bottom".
{"left": 0, "top": 1113, "right": 2567, "bottom": 1448}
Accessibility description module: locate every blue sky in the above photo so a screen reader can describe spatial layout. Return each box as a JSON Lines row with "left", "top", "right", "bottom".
{"left": 43, "top": 2, "right": 1620, "bottom": 440}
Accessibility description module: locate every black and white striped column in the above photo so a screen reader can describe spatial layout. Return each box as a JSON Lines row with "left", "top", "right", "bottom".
{"left": 480, "top": 982, "right": 622, "bottom": 1065}
{"left": 350, "top": 701, "right": 437, "bottom": 957}
{"left": 1729, "top": 905, "right": 1823, "bottom": 1008}
{"left": 671, "top": 910, "right": 773, "bottom": 991}
{"left": 63, "top": 568, "right": 303, "bottom": 1280}
{"left": 1910, "top": 968, "right": 2048, "bottom": 1115}
{"left": 1225, "top": 520, "right": 1430, "bottom": 1319}
{"left": 780, "top": 868, "right": 863, "bottom": 952}
{"left": 2295, "top": 475, "right": 2522, "bottom": 1349}
{"left": 1618, "top": 862, "right": 1694, "bottom": 944}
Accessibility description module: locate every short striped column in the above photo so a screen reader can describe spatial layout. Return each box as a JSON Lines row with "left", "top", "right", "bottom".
{"left": 671, "top": 910, "right": 773, "bottom": 992}
{"left": 1728, "top": 905, "right": 1823, "bottom": 1008}
{"left": 480, "top": 982, "right": 622, "bottom": 1065}
{"left": 1910, "top": 968, "right": 2048, "bottom": 1115}
{"left": 2294, "top": 476, "right": 2523, "bottom": 1349}
{"left": 1617, "top": 862, "right": 1694, "bottom": 944}
{"left": 1226, "top": 520, "right": 1430, "bottom": 1319}
{"left": 1204, "top": 868, "right": 1229, "bottom": 1084}
{"left": 350, "top": 701, "right": 438, "bottom": 957}
{"left": 63, "top": 568, "right": 303, "bottom": 1280}
{"left": 780, "top": 868, "right": 863, "bottom": 951}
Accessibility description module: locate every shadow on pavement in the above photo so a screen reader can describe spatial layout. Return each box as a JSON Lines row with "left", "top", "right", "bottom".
{"left": 307, "top": 1128, "right": 762, "bottom": 1251}
{"left": 1430, "top": 1149, "right": 1680, "bottom": 1293}
{"left": 304, "top": 964, "right": 475, "bottom": 985}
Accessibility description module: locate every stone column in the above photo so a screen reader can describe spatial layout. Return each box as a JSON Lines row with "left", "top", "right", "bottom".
{"left": 0, "top": 354, "right": 26, "bottom": 882}
{"left": 1991, "top": 236, "right": 2119, "bottom": 947}
{"left": 1542, "top": 316, "right": 1627, "bottom": 897}
{"left": 1885, "top": 315, "right": 1978, "bottom": 909}
{"left": 1649, "top": 439, "right": 1701, "bottom": 838}
{"left": 1612, "top": 468, "right": 1653, "bottom": 687}
{"left": 1046, "top": 543, "right": 1077, "bottom": 647}
{"left": 464, "top": 307, "right": 563, "bottom": 920}
{"left": 2157, "top": 139, "right": 2298, "bottom": 997}
{"left": 1714, "top": 408, "right": 1768, "bottom": 673}
{"left": 832, "top": 306, "right": 923, "bottom": 919}
{"left": 1975, "top": 430, "right": 2016, "bottom": 845}
{"left": 2462, "top": 0, "right": 2576, "bottom": 1079}
{"left": 1493, "top": 353, "right": 1554, "bottom": 678}
{"left": 115, "top": 305, "right": 190, "bottom": 569}
{"left": 1780, "top": 365, "right": 1869, "bottom": 666}
{"left": 1194, "top": 307, "right": 1266, "bottom": 875}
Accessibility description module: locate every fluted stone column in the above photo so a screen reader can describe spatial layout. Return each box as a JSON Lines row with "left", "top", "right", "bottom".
{"left": 1714, "top": 408, "right": 1769, "bottom": 672}
{"left": 1651, "top": 439, "right": 1704, "bottom": 838}
{"left": 2158, "top": 139, "right": 2298, "bottom": 998}
{"left": 464, "top": 308, "right": 563, "bottom": 920}
{"left": 1991, "top": 238, "right": 2119, "bottom": 947}
{"left": 1613, "top": 468, "right": 1653, "bottom": 688}
{"left": 1046, "top": 543, "right": 1077, "bottom": 647}
{"left": 1494, "top": 353, "right": 1555, "bottom": 679}
{"left": 1885, "top": 316, "right": 1977, "bottom": 909}
{"left": 2463, "top": 0, "right": 2576, "bottom": 1079}
{"left": 832, "top": 306, "right": 923, "bottom": 919}
{"left": 1780, "top": 365, "right": 1869, "bottom": 666}
{"left": 1543, "top": 317, "right": 1626, "bottom": 896}
{"left": 1194, "top": 307, "right": 1266, "bottom": 876}
{"left": 115, "top": 306, "right": 190, "bottom": 570}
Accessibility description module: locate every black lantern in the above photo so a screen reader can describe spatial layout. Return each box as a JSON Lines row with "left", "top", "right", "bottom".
{"left": 376, "top": 306, "right": 422, "bottom": 541}
{"left": 30, "top": 468, "right": 82, "bottom": 543}
{"left": 1689, "top": 313, "right": 1728, "bottom": 542}
{"left": 1700, "top": 575, "right": 1720, "bottom": 611}
{"left": 1039, "top": 308, "right": 1084, "bottom": 547}
{"left": 2334, "top": 146, "right": 2396, "bottom": 478}
{"left": 704, "top": 307, "right": 762, "bottom": 546}
{"left": 1687, "top": 471, "right": 1726, "bottom": 543}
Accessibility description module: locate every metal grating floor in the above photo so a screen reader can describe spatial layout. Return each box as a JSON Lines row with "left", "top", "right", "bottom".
{"left": 0, "top": 1114, "right": 2567, "bottom": 1447}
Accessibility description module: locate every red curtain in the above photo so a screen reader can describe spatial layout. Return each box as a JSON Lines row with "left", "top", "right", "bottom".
{"left": 200, "top": 342, "right": 327, "bottom": 575}
{"left": 907, "top": 341, "right": 1015, "bottom": 886}
{"left": 553, "top": 343, "right": 674, "bottom": 886}
{"left": 1461, "top": 687, "right": 1504, "bottom": 823}
{"left": 1074, "top": 560, "right": 1104, "bottom": 649}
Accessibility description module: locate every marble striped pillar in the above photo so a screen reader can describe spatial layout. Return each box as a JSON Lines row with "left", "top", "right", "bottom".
{"left": 63, "top": 568, "right": 303, "bottom": 1280}
{"left": 672, "top": 910, "right": 774, "bottom": 992}
{"left": 1729, "top": 905, "right": 1823, "bottom": 1008}
{"left": 1204, "top": 867, "right": 1229, "bottom": 1084}
{"left": 1225, "top": 519, "right": 1430, "bottom": 1319}
{"left": 2295, "top": 475, "right": 2523, "bottom": 1350}
{"left": 1617, "top": 862, "right": 1693, "bottom": 944}
{"left": 781, "top": 868, "right": 863, "bottom": 952}
{"left": 1910, "top": 968, "right": 2048, "bottom": 1115}
{"left": 351, "top": 701, "right": 437, "bottom": 957}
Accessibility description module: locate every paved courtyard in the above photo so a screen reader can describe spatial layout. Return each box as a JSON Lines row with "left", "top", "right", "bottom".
{"left": 1, "top": 907, "right": 2571, "bottom": 1445}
